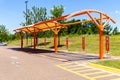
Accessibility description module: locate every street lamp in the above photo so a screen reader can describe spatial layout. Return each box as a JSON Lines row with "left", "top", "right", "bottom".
{"left": 25, "top": 0, "right": 28, "bottom": 47}
{"left": 25, "top": 0, "right": 28, "bottom": 25}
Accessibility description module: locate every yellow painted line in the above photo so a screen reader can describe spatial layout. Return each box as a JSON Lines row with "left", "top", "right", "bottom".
{"left": 60, "top": 63, "right": 77, "bottom": 66}
{"left": 56, "top": 64, "right": 93, "bottom": 80}
{"left": 84, "top": 71, "right": 104, "bottom": 75}
{"left": 63, "top": 62, "right": 77, "bottom": 64}
{"left": 89, "top": 63, "right": 120, "bottom": 74}
{"left": 70, "top": 67, "right": 88, "bottom": 71}
{"left": 91, "top": 74, "right": 112, "bottom": 79}
{"left": 76, "top": 68, "right": 94, "bottom": 72}
{"left": 60, "top": 65, "right": 84, "bottom": 69}
{"left": 74, "top": 62, "right": 87, "bottom": 65}
{"left": 112, "top": 78, "right": 120, "bottom": 80}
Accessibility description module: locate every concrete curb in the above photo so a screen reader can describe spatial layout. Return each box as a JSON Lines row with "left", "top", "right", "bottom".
{"left": 88, "top": 63, "right": 120, "bottom": 74}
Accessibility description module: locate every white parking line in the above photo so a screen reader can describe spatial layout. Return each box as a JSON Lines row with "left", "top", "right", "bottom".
{"left": 10, "top": 56, "right": 19, "bottom": 59}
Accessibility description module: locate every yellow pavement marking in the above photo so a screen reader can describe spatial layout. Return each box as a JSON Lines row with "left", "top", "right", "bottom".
{"left": 56, "top": 64, "right": 92, "bottom": 80}
{"left": 76, "top": 68, "right": 94, "bottom": 72}
{"left": 70, "top": 67, "right": 89, "bottom": 71}
{"left": 89, "top": 63, "right": 120, "bottom": 74}
{"left": 112, "top": 78, "right": 120, "bottom": 80}
{"left": 62, "top": 62, "right": 76, "bottom": 65}
{"left": 91, "top": 74, "right": 112, "bottom": 79}
{"left": 56, "top": 62, "right": 120, "bottom": 80}
{"left": 60, "top": 64, "right": 84, "bottom": 69}
{"left": 74, "top": 61, "right": 87, "bottom": 65}
{"left": 84, "top": 71, "right": 104, "bottom": 75}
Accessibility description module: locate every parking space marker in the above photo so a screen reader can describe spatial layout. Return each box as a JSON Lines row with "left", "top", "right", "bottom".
{"left": 91, "top": 74, "right": 112, "bottom": 79}
{"left": 56, "top": 64, "right": 92, "bottom": 80}
{"left": 56, "top": 62, "right": 120, "bottom": 80}
{"left": 84, "top": 71, "right": 104, "bottom": 75}
{"left": 76, "top": 68, "right": 95, "bottom": 72}
{"left": 70, "top": 67, "right": 90, "bottom": 71}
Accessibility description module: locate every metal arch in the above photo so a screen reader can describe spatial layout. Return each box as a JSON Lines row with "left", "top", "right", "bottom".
{"left": 64, "top": 9, "right": 115, "bottom": 24}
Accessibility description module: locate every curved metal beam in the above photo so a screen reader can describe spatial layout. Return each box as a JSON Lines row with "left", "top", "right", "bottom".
{"left": 64, "top": 9, "right": 115, "bottom": 24}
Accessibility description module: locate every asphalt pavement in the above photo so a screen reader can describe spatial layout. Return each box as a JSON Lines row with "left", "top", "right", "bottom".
{"left": 0, "top": 46, "right": 120, "bottom": 80}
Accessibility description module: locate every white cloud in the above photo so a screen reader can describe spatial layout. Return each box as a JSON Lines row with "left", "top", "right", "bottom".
{"left": 115, "top": 10, "right": 120, "bottom": 15}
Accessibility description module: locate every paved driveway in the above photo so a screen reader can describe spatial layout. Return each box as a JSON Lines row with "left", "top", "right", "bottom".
{"left": 0, "top": 46, "right": 120, "bottom": 80}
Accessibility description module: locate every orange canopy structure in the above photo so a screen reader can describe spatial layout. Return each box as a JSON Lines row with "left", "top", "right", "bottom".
{"left": 14, "top": 9, "right": 116, "bottom": 59}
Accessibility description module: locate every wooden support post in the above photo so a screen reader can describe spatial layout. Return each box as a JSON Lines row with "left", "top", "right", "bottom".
{"left": 20, "top": 33, "right": 23, "bottom": 48}
{"left": 99, "top": 29, "right": 104, "bottom": 59}
{"left": 26, "top": 33, "right": 28, "bottom": 47}
{"left": 33, "top": 30, "right": 37, "bottom": 50}
{"left": 54, "top": 33, "right": 58, "bottom": 53}
{"left": 33, "top": 32, "right": 36, "bottom": 50}
{"left": 52, "top": 28, "right": 61, "bottom": 53}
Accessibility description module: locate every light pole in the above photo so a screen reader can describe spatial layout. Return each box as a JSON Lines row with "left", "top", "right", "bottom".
{"left": 25, "top": 0, "right": 28, "bottom": 47}
{"left": 25, "top": 0, "right": 28, "bottom": 25}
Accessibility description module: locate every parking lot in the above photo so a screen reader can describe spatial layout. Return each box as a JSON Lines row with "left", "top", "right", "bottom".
{"left": 0, "top": 46, "right": 120, "bottom": 80}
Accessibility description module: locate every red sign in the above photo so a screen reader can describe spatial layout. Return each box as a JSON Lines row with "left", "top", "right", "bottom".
{"left": 106, "top": 36, "right": 110, "bottom": 52}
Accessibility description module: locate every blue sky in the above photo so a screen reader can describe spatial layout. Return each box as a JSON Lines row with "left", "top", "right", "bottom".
{"left": 0, "top": 0, "right": 120, "bottom": 33}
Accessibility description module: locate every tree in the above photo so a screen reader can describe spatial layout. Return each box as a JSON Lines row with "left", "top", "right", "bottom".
{"left": 104, "top": 24, "right": 113, "bottom": 35}
{"left": 22, "top": 6, "right": 48, "bottom": 25}
{"left": 21, "top": 6, "right": 48, "bottom": 46}
{"left": 112, "top": 27, "right": 119, "bottom": 35}
{"left": 50, "top": 5, "right": 64, "bottom": 18}
{"left": 0, "top": 25, "right": 9, "bottom": 42}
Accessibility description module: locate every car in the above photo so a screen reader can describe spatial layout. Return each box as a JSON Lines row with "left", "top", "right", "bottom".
{"left": 0, "top": 42, "right": 7, "bottom": 46}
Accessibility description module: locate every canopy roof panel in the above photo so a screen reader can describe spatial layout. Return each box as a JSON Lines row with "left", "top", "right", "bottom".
{"left": 14, "top": 21, "right": 65, "bottom": 33}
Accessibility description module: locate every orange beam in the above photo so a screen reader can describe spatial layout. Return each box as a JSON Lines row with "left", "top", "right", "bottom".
{"left": 87, "top": 11, "right": 100, "bottom": 29}
{"left": 26, "top": 27, "right": 32, "bottom": 33}
{"left": 103, "top": 18, "right": 110, "bottom": 27}
{"left": 35, "top": 14, "right": 69, "bottom": 25}
{"left": 63, "top": 17, "right": 107, "bottom": 26}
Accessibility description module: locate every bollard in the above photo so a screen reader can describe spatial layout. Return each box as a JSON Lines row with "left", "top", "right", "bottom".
{"left": 82, "top": 36, "right": 85, "bottom": 51}
{"left": 66, "top": 37, "right": 68, "bottom": 49}
{"left": 44, "top": 38, "right": 46, "bottom": 46}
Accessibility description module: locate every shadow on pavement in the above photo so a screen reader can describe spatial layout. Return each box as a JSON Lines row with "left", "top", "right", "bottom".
{"left": 42, "top": 52, "right": 100, "bottom": 61}
{"left": 49, "top": 44, "right": 65, "bottom": 49}
{"left": 8, "top": 47, "right": 107, "bottom": 61}
{"left": 8, "top": 47, "right": 54, "bottom": 54}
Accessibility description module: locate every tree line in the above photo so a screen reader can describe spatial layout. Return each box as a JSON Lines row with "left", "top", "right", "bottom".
{"left": 0, "top": 5, "right": 119, "bottom": 42}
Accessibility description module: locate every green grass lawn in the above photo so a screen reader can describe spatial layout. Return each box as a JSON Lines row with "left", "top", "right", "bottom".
{"left": 94, "top": 60, "right": 120, "bottom": 69}
{"left": 8, "top": 34, "right": 120, "bottom": 56}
